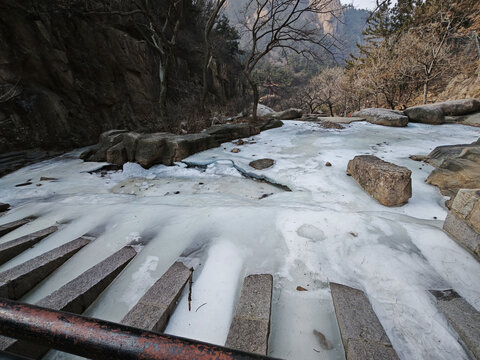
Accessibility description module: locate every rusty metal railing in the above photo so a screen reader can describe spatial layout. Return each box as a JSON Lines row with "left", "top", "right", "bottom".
{"left": 0, "top": 298, "right": 279, "bottom": 360}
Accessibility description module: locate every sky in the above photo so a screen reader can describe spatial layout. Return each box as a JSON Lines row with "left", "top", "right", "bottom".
{"left": 346, "top": 0, "right": 378, "bottom": 10}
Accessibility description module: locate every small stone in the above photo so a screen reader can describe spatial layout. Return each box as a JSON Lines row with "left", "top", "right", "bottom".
{"left": 231, "top": 148, "right": 241, "bottom": 153}
{"left": 249, "top": 158, "right": 274, "bottom": 170}
{"left": 40, "top": 177, "right": 58, "bottom": 181}
{"left": 259, "top": 193, "right": 273, "bottom": 200}
{"left": 409, "top": 155, "right": 429, "bottom": 162}
{"left": 325, "top": 162, "right": 332, "bottom": 167}
{"left": 234, "top": 139, "right": 245, "bottom": 146}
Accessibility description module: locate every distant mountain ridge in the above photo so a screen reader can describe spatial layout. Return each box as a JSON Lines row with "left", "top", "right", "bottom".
{"left": 223, "top": 0, "right": 369, "bottom": 63}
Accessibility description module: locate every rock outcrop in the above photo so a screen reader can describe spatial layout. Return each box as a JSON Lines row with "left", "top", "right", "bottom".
{"left": 0, "top": 1, "right": 245, "bottom": 154}
{"left": 404, "top": 106, "right": 445, "bottom": 125}
{"left": 425, "top": 139, "right": 480, "bottom": 200}
{"left": 347, "top": 155, "right": 412, "bottom": 206}
{"left": 352, "top": 109, "right": 409, "bottom": 127}
{"left": 446, "top": 112, "right": 480, "bottom": 127}
{"left": 430, "top": 99, "right": 480, "bottom": 116}
{"left": 443, "top": 189, "right": 480, "bottom": 259}
{"left": 262, "top": 108, "right": 303, "bottom": 121}
{"left": 404, "top": 99, "right": 480, "bottom": 124}
{"left": 82, "top": 121, "right": 281, "bottom": 167}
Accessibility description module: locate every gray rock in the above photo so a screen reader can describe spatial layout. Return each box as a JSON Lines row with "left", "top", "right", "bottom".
{"left": 317, "top": 116, "right": 365, "bottom": 124}
{"left": 427, "top": 141, "right": 480, "bottom": 168}
{"left": 430, "top": 289, "right": 480, "bottom": 359}
{"left": 121, "top": 261, "right": 191, "bottom": 332}
{"left": 134, "top": 132, "right": 170, "bottom": 168}
{"left": 404, "top": 106, "right": 445, "bottom": 124}
{"left": 330, "top": 283, "right": 399, "bottom": 360}
{"left": 249, "top": 158, "right": 274, "bottom": 170}
{"left": 445, "top": 112, "right": 480, "bottom": 127}
{"left": 257, "top": 119, "right": 283, "bottom": 131}
{"left": 0, "top": 236, "right": 90, "bottom": 299}
{"left": 352, "top": 108, "right": 408, "bottom": 127}
{"left": 164, "top": 133, "right": 218, "bottom": 165}
{"left": 0, "top": 226, "right": 57, "bottom": 266}
{"left": 431, "top": 99, "right": 480, "bottom": 116}
{"left": 84, "top": 129, "right": 128, "bottom": 162}
{"left": 84, "top": 122, "right": 270, "bottom": 168}
{"left": 443, "top": 211, "right": 480, "bottom": 260}
{"left": 0, "top": 216, "right": 36, "bottom": 237}
{"left": 271, "top": 108, "right": 303, "bottom": 120}
{"left": 205, "top": 123, "right": 258, "bottom": 143}
{"left": 426, "top": 143, "right": 480, "bottom": 199}
{"left": 347, "top": 155, "right": 412, "bottom": 206}
{"left": 106, "top": 142, "right": 127, "bottom": 165}
{"left": 225, "top": 274, "right": 273, "bottom": 355}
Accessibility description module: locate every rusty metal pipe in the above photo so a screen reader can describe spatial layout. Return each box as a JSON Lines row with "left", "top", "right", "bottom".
{"left": 0, "top": 298, "right": 279, "bottom": 360}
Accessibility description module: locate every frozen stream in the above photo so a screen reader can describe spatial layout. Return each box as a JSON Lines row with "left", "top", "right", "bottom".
{"left": 0, "top": 121, "right": 480, "bottom": 360}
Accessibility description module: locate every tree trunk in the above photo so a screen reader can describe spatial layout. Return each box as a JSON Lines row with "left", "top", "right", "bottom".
{"left": 423, "top": 80, "right": 429, "bottom": 104}
{"left": 201, "top": 0, "right": 226, "bottom": 109}
{"left": 245, "top": 71, "right": 259, "bottom": 120}
{"left": 328, "top": 103, "right": 333, "bottom": 117}
{"left": 159, "top": 59, "right": 169, "bottom": 129}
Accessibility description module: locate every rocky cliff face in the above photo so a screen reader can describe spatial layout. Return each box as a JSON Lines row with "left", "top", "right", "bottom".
{"left": 0, "top": 0, "right": 165, "bottom": 153}
{"left": 0, "top": 0, "right": 245, "bottom": 154}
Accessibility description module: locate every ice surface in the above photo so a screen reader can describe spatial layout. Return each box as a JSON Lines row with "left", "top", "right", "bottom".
{"left": 1, "top": 121, "right": 480, "bottom": 360}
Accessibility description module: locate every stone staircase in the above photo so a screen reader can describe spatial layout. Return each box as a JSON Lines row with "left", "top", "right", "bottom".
{"left": 0, "top": 206, "right": 478, "bottom": 360}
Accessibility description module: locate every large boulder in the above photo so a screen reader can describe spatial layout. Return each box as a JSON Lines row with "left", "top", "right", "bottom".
{"left": 430, "top": 99, "right": 480, "bottom": 116}
{"left": 443, "top": 189, "right": 480, "bottom": 259}
{"left": 404, "top": 106, "right": 445, "bottom": 125}
{"left": 205, "top": 123, "right": 259, "bottom": 143}
{"left": 262, "top": 108, "right": 303, "bottom": 120}
{"left": 80, "top": 130, "right": 128, "bottom": 162}
{"left": 445, "top": 112, "right": 480, "bottom": 127}
{"left": 134, "top": 133, "right": 217, "bottom": 167}
{"left": 82, "top": 121, "right": 276, "bottom": 168}
{"left": 347, "top": 155, "right": 412, "bottom": 206}
{"left": 256, "top": 119, "right": 283, "bottom": 131}
{"left": 352, "top": 108, "right": 409, "bottom": 127}
{"left": 273, "top": 108, "right": 303, "bottom": 120}
{"left": 257, "top": 104, "right": 274, "bottom": 116}
{"left": 417, "top": 138, "right": 480, "bottom": 206}
{"left": 134, "top": 133, "right": 171, "bottom": 168}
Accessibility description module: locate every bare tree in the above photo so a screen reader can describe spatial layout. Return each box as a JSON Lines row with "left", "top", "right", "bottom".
{"left": 240, "top": 0, "right": 337, "bottom": 120}
{"left": 308, "top": 67, "right": 343, "bottom": 116}
{"left": 201, "top": 0, "right": 227, "bottom": 108}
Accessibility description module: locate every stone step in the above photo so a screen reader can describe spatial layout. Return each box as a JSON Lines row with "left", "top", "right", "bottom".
{"left": 0, "top": 217, "right": 36, "bottom": 237}
{"left": 225, "top": 274, "right": 273, "bottom": 355}
{"left": 0, "top": 246, "right": 137, "bottom": 359}
{"left": 329, "top": 282, "right": 399, "bottom": 360}
{"left": 0, "top": 226, "right": 57, "bottom": 265}
{"left": 121, "top": 261, "right": 192, "bottom": 332}
{"left": 0, "top": 237, "right": 91, "bottom": 300}
{"left": 430, "top": 289, "right": 480, "bottom": 359}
